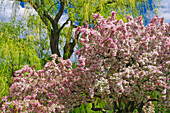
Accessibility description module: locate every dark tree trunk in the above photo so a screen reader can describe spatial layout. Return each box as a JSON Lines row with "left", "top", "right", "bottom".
{"left": 50, "top": 28, "right": 76, "bottom": 60}
{"left": 50, "top": 29, "right": 61, "bottom": 57}
{"left": 63, "top": 40, "right": 75, "bottom": 60}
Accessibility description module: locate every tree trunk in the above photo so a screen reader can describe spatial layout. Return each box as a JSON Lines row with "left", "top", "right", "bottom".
{"left": 50, "top": 29, "right": 76, "bottom": 60}
{"left": 63, "top": 41, "right": 75, "bottom": 60}
{"left": 50, "top": 29, "right": 61, "bottom": 57}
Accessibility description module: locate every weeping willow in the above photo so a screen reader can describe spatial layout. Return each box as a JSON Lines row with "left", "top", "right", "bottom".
{"left": 0, "top": 0, "right": 161, "bottom": 60}
{"left": 0, "top": 14, "right": 50, "bottom": 101}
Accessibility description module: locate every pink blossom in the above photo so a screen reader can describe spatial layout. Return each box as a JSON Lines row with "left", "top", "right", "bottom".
{"left": 1, "top": 11, "right": 169, "bottom": 113}
{"left": 162, "top": 89, "right": 166, "bottom": 94}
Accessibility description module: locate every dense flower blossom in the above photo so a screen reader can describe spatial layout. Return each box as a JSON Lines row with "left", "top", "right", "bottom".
{"left": 0, "top": 11, "right": 169, "bottom": 112}
{"left": 74, "top": 11, "right": 169, "bottom": 112}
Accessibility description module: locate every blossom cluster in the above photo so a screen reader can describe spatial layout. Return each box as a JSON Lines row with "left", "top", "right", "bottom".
{"left": 0, "top": 11, "right": 169, "bottom": 112}
{"left": 0, "top": 55, "right": 77, "bottom": 112}
{"left": 75, "top": 11, "right": 169, "bottom": 111}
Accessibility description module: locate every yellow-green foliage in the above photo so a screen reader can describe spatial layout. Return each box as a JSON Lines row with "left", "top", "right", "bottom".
{"left": 0, "top": 21, "right": 43, "bottom": 101}
{"left": 66, "top": 0, "right": 160, "bottom": 24}
{"left": 59, "top": 0, "right": 161, "bottom": 56}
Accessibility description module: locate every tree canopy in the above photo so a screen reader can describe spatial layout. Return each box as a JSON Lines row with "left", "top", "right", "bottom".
{"left": 6, "top": 0, "right": 161, "bottom": 60}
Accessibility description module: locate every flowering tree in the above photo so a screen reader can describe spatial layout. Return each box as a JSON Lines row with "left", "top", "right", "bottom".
{"left": 0, "top": 12, "right": 169, "bottom": 113}
{"left": 74, "top": 12, "right": 169, "bottom": 112}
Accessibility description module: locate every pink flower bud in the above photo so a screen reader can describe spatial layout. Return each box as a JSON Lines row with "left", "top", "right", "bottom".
{"left": 162, "top": 89, "right": 166, "bottom": 94}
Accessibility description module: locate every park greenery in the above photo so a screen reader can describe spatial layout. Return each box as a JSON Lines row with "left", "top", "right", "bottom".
{"left": 0, "top": 11, "right": 170, "bottom": 112}
{"left": 0, "top": 0, "right": 169, "bottom": 112}
{"left": 13, "top": 0, "right": 161, "bottom": 59}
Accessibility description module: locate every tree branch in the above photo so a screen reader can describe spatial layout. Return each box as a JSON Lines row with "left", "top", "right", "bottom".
{"left": 137, "top": 102, "right": 144, "bottom": 113}
{"left": 147, "top": 99, "right": 158, "bottom": 102}
{"left": 54, "top": 0, "right": 65, "bottom": 23}
{"left": 118, "top": 97, "right": 123, "bottom": 110}
{"left": 58, "top": 18, "right": 70, "bottom": 33}
{"left": 43, "top": 11, "right": 54, "bottom": 25}
{"left": 47, "top": 2, "right": 59, "bottom": 12}
{"left": 40, "top": 0, "right": 54, "bottom": 25}
{"left": 124, "top": 101, "right": 132, "bottom": 112}
{"left": 91, "top": 103, "right": 107, "bottom": 113}
{"left": 41, "top": 0, "right": 44, "bottom": 6}
{"left": 113, "top": 101, "right": 120, "bottom": 112}
{"left": 129, "top": 101, "right": 135, "bottom": 112}
{"left": 156, "top": 87, "right": 164, "bottom": 92}
{"left": 72, "top": 24, "right": 78, "bottom": 28}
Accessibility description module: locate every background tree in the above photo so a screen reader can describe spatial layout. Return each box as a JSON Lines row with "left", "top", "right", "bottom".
{"left": 9, "top": 0, "right": 161, "bottom": 60}
{"left": 0, "top": 14, "right": 50, "bottom": 101}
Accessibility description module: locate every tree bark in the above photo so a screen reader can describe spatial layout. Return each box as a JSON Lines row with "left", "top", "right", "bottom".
{"left": 63, "top": 36, "right": 76, "bottom": 60}
{"left": 50, "top": 29, "right": 61, "bottom": 57}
